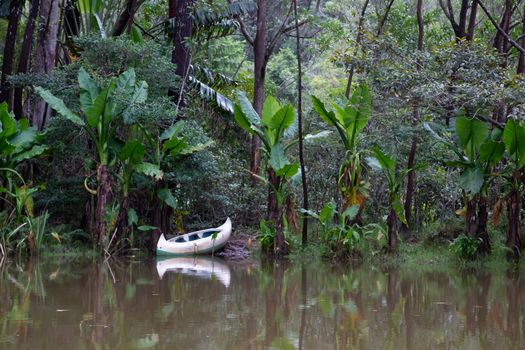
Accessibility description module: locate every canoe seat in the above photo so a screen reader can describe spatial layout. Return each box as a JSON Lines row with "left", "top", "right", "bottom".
{"left": 175, "top": 237, "right": 186, "bottom": 243}
{"left": 202, "top": 231, "right": 216, "bottom": 238}
{"left": 188, "top": 234, "right": 199, "bottom": 241}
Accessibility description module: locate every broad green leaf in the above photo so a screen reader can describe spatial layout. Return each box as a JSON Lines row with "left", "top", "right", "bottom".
{"left": 369, "top": 146, "right": 395, "bottom": 171}
{"left": 479, "top": 140, "right": 504, "bottom": 166}
{"left": 341, "top": 204, "right": 359, "bottom": 221}
{"left": 392, "top": 196, "right": 406, "bottom": 224}
{"left": 0, "top": 103, "right": 17, "bottom": 138}
{"left": 455, "top": 116, "right": 488, "bottom": 159}
{"left": 347, "top": 84, "right": 371, "bottom": 130}
{"left": 319, "top": 201, "right": 336, "bottom": 226}
{"left": 459, "top": 166, "right": 484, "bottom": 195}
{"left": 160, "top": 122, "right": 184, "bottom": 141}
{"left": 138, "top": 225, "right": 157, "bottom": 232}
{"left": 262, "top": 96, "right": 280, "bottom": 127}
{"left": 235, "top": 91, "right": 261, "bottom": 127}
{"left": 119, "top": 140, "right": 145, "bottom": 164}
{"left": 128, "top": 208, "right": 138, "bottom": 226}
{"left": 268, "top": 104, "right": 295, "bottom": 142}
{"left": 312, "top": 96, "right": 337, "bottom": 126}
{"left": 35, "top": 87, "right": 85, "bottom": 126}
{"left": 78, "top": 67, "right": 99, "bottom": 100}
{"left": 158, "top": 188, "right": 177, "bottom": 209}
{"left": 275, "top": 162, "right": 299, "bottom": 178}
{"left": 136, "top": 162, "right": 163, "bottom": 180}
{"left": 116, "top": 69, "right": 136, "bottom": 92}
{"left": 12, "top": 145, "right": 47, "bottom": 163}
{"left": 132, "top": 81, "right": 148, "bottom": 104}
{"left": 269, "top": 143, "right": 289, "bottom": 171}
{"left": 85, "top": 86, "right": 110, "bottom": 127}
{"left": 503, "top": 119, "right": 525, "bottom": 167}
{"left": 163, "top": 136, "right": 188, "bottom": 156}
{"left": 233, "top": 104, "right": 255, "bottom": 135}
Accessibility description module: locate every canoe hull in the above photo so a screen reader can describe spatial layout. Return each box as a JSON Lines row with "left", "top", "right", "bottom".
{"left": 156, "top": 218, "right": 232, "bottom": 256}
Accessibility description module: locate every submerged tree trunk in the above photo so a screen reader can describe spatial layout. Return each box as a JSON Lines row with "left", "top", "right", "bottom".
{"left": 33, "top": 0, "right": 60, "bottom": 130}
{"left": 387, "top": 207, "right": 397, "bottom": 252}
{"left": 0, "top": 0, "right": 23, "bottom": 106}
{"left": 96, "top": 165, "right": 111, "bottom": 250}
{"left": 13, "top": 0, "right": 41, "bottom": 119}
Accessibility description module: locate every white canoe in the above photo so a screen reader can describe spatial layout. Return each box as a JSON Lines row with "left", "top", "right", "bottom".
{"left": 156, "top": 218, "right": 232, "bottom": 256}
{"left": 156, "top": 257, "right": 231, "bottom": 287}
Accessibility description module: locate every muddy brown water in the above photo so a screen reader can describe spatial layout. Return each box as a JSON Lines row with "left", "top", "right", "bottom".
{"left": 0, "top": 256, "right": 523, "bottom": 349}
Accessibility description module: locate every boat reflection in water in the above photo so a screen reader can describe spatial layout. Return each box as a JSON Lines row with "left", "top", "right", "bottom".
{"left": 156, "top": 256, "right": 231, "bottom": 287}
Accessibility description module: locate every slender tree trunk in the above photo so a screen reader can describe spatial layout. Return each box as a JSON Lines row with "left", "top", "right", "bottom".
{"left": 169, "top": 0, "right": 196, "bottom": 104}
{"left": 506, "top": 173, "right": 521, "bottom": 260}
{"left": 466, "top": 0, "right": 478, "bottom": 41}
{"left": 96, "top": 164, "right": 111, "bottom": 250}
{"left": 517, "top": 5, "right": 525, "bottom": 74}
{"left": 465, "top": 197, "right": 478, "bottom": 237}
{"left": 13, "top": 0, "right": 41, "bottom": 119}
{"left": 293, "top": 0, "right": 309, "bottom": 246}
{"left": 387, "top": 207, "right": 397, "bottom": 252}
{"left": 377, "top": 0, "right": 395, "bottom": 36}
{"left": 33, "top": 0, "right": 60, "bottom": 130}
{"left": 345, "top": 0, "right": 369, "bottom": 98}
{"left": 402, "top": 0, "right": 423, "bottom": 236}
{"left": 0, "top": 0, "right": 23, "bottom": 107}
{"left": 250, "top": 0, "right": 268, "bottom": 185}
{"left": 111, "top": 0, "right": 141, "bottom": 36}
{"left": 477, "top": 194, "right": 491, "bottom": 253}
{"left": 493, "top": 0, "right": 512, "bottom": 55}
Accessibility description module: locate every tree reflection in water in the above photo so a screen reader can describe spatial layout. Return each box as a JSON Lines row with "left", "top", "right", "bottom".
{"left": 0, "top": 257, "right": 523, "bottom": 349}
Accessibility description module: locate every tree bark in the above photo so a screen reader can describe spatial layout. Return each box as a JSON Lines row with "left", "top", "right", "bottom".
{"left": 517, "top": 4, "right": 525, "bottom": 74}
{"left": 477, "top": 194, "right": 491, "bottom": 253}
{"left": 33, "top": 0, "right": 60, "bottom": 130}
{"left": 0, "top": 0, "right": 23, "bottom": 107}
{"left": 13, "top": 0, "right": 41, "bottom": 119}
{"left": 465, "top": 197, "right": 478, "bottom": 237}
{"left": 111, "top": 0, "right": 141, "bottom": 36}
{"left": 387, "top": 207, "right": 397, "bottom": 252}
{"left": 250, "top": 0, "right": 268, "bottom": 185}
{"left": 345, "top": 0, "right": 369, "bottom": 98}
{"left": 466, "top": 0, "right": 478, "bottom": 41}
{"left": 293, "top": 0, "right": 309, "bottom": 246}
{"left": 169, "top": 0, "right": 196, "bottom": 104}
{"left": 506, "top": 173, "right": 521, "bottom": 260}
{"left": 96, "top": 164, "right": 111, "bottom": 250}
{"left": 402, "top": 0, "right": 423, "bottom": 236}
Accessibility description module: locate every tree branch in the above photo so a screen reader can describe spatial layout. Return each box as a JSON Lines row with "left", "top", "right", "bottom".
{"left": 478, "top": 0, "right": 525, "bottom": 55}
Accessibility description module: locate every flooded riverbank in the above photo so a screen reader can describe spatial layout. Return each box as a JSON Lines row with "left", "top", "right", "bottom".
{"left": 0, "top": 256, "right": 523, "bottom": 349}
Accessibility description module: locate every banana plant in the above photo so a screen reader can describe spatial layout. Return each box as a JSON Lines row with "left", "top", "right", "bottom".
{"left": 139, "top": 120, "right": 212, "bottom": 243}
{"left": 233, "top": 91, "right": 298, "bottom": 256}
{"left": 501, "top": 119, "right": 525, "bottom": 259}
{"left": 425, "top": 113, "right": 503, "bottom": 254}
{"left": 36, "top": 68, "right": 148, "bottom": 249}
{"left": 312, "top": 84, "right": 371, "bottom": 221}
{"left": 366, "top": 146, "right": 422, "bottom": 252}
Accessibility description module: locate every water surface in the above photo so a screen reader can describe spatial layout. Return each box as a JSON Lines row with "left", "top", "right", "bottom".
{"left": 0, "top": 256, "right": 523, "bottom": 349}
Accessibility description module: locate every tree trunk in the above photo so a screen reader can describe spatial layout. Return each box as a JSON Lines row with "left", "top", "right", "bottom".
{"left": 465, "top": 197, "right": 478, "bottom": 237}
{"left": 387, "top": 207, "right": 397, "bottom": 252}
{"left": 111, "top": 0, "right": 141, "bottom": 36}
{"left": 402, "top": 0, "right": 423, "bottom": 236}
{"left": 151, "top": 179, "right": 171, "bottom": 251}
{"left": 517, "top": 5, "right": 525, "bottom": 74}
{"left": 33, "top": 0, "right": 60, "bottom": 130}
{"left": 169, "top": 0, "right": 196, "bottom": 104}
{"left": 506, "top": 176, "right": 521, "bottom": 260}
{"left": 493, "top": 0, "right": 512, "bottom": 58}
{"left": 466, "top": 0, "right": 478, "bottom": 41}
{"left": 0, "top": 0, "right": 23, "bottom": 106}
{"left": 293, "top": 0, "right": 308, "bottom": 246}
{"left": 96, "top": 164, "right": 111, "bottom": 250}
{"left": 344, "top": 0, "right": 369, "bottom": 98}
{"left": 250, "top": 0, "right": 268, "bottom": 185}
{"left": 13, "top": 0, "right": 41, "bottom": 119}
{"left": 477, "top": 194, "right": 491, "bottom": 253}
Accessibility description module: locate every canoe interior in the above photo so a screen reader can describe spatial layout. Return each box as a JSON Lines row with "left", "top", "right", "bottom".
{"left": 169, "top": 230, "right": 220, "bottom": 243}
